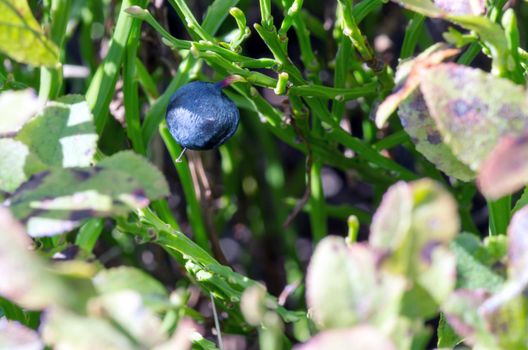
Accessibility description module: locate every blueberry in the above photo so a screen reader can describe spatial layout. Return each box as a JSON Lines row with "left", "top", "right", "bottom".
{"left": 165, "top": 81, "right": 240, "bottom": 150}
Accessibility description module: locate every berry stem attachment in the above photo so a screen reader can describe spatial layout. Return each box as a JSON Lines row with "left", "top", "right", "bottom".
{"left": 216, "top": 75, "right": 245, "bottom": 89}
{"left": 175, "top": 147, "right": 187, "bottom": 163}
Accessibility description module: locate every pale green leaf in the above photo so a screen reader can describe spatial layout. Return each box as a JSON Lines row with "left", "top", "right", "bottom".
{"left": 0, "top": 89, "right": 42, "bottom": 135}
{"left": 94, "top": 266, "right": 169, "bottom": 311}
{"left": 16, "top": 95, "right": 98, "bottom": 169}
{"left": 98, "top": 151, "right": 169, "bottom": 200}
{"left": 0, "top": 207, "right": 81, "bottom": 309}
{"left": 420, "top": 64, "right": 528, "bottom": 171}
{"left": 306, "top": 236, "right": 405, "bottom": 330}
{"left": 451, "top": 233, "right": 505, "bottom": 292}
{"left": 8, "top": 151, "right": 169, "bottom": 236}
{"left": 369, "top": 180, "right": 459, "bottom": 317}
{"left": 41, "top": 307, "right": 136, "bottom": 350}
{"left": 89, "top": 291, "right": 167, "bottom": 347}
{"left": 0, "top": 139, "right": 31, "bottom": 192}
{"left": 399, "top": 91, "right": 474, "bottom": 181}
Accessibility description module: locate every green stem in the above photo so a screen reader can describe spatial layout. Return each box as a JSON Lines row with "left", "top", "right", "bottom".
{"left": 75, "top": 218, "right": 104, "bottom": 253}
{"left": 488, "top": 196, "right": 511, "bottom": 236}
{"left": 159, "top": 122, "right": 211, "bottom": 252}
{"left": 289, "top": 82, "right": 377, "bottom": 100}
{"left": 401, "top": 13, "right": 425, "bottom": 59}
{"left": 309, "top": 163, "right": 326, "bottom": 243}
{"left": 167, "top": 0, "right": 215, "bottom": 41}
{"left": 39, "top": 0, "right": 71, "bottom": 100}
{"left": 86, "top": 0, "right": 147, "bottom": 134}
{"left": 123, "top": 20, "right": 146, "bottom": 154}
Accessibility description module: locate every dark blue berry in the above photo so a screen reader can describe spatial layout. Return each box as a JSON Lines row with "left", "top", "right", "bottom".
{"left": 165, "top": 81, "right": 240, "bottom": 150}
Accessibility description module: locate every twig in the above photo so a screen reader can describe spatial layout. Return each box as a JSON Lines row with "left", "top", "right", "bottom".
{"left": 210, "top": 294, "right": 224, "bottom": 350}
{"left": 187, "top": 151, "right": 230, "bottom": 266}
{"left": 283, "top": 101, "right": 313, "bottom": 228}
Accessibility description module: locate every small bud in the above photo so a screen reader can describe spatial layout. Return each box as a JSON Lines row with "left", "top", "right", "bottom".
{"left": 124, "top": 6, "right": 148, "bottom": 19}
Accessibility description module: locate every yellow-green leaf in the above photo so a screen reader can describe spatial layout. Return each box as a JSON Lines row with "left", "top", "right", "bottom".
{"left": 0, "top": 0, "right": 59, "bottom": 67}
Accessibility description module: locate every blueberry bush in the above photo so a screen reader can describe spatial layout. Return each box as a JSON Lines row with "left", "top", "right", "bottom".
{"left": 1, "top": 0, "right": 528, "bottom": 349}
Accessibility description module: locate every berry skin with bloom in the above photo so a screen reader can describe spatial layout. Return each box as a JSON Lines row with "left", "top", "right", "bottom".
{"left": 165, "top": 81, "right": 240, "bottom": 150}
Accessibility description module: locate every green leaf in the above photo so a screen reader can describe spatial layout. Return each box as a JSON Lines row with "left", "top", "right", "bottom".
{"left": 0, "top": 139, "right": 43, "bottom": 192}
{"left": 88, "top": 291, "right": 168, "bottom": 347}
{"left": 8, "top": 151, "right": 169, "bottom": 236}
{"left": 98, "top": 151, "right": 169, "bottom": 200}
{"left": 0, "top": 95, "right": 98, "bottom": 192}
{"left": 16, "top": 95, "right": 98, "bottom": 169}
{"left": 369, "top": 180, "right": 459, "bottom": 317}
{"left": 399, "top": 91, "right": 474, "bottom": 181}
{"left": 306, "top": 236, "right": 405, "bottom": 330}
{"left": 94, "top": 267, "right": 169, "bottom": 310}
{"left": 513, "top": 187, "right": 528, "bottom": 213}
{"left": 41, "top": 307, "right": 137, "bottom": 349}
{"left": 0, "top": 207, "right": 91, "bottom": 310}
{"left": 0, "top": 0, "right": 60, "bottom": 67}
{"left": 375, "top": 45, "right": 458, "bottom": 128}
{"left": 437, "top": 313, "right": 462, "bottom": 348}
{"left": 419, "top": 64, "right": 528, "bottom": 171}
{"left": 450, "top": 233, "right": 505, "bottom": 292}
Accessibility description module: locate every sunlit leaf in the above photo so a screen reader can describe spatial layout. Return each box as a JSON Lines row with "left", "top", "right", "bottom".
{"left": 41, "top": 307, "right": 136, "bottom": 350}
{"left": 0, "top": 139, "right": 44, "bottom": 192}
{"left": 399, "top": 91, "right": 474, "bottom": 181}
{"left": 376, "top": 47, "right": 474, "bottom": 180}
{"left": 94, "top": 267, "right": 169, "bottom": 310}
{"left": 306, "top": 236, "right": 405, "bottom": 330}
{"left": 16, "top": 95, "right": 98, "bottom": 169}
{"left": 88, "top": 291, "right": 167, "bottom": 347}
{"left": 375, "top": 46, "right": 458, "bottom": 128}
{"left": 0, "top": 95, "right": 98, "bottom": 192}
{"left": 7, "top": 151, "right": 169, "bottom": 236}
{"left": 98, "top": 151, "right": 169, "bottom": 200}
{"left": 0, "top": 0, "right": 59, "bottom": 67}
{"left": 369, "top": 179, "right": 458, "bottom": 317}
{"left": 420, "top": 63, "right": 528, "bottom": 171}
{"left": 0, "top": 89, "right": 42, "bottom": 135}
{"left": 0, "top": 207, "right": 88, "bottom": 309}
{"left": 370, "top": 179, "right": 459, "bottom": 261}
{"left": 153, "top": 318, "right": 195, "bottom": 350}
{"left": 240, "top": 284, "right": 267, "bottom": 326}
{"left": 369, "top": 181, "right": 413, "bottom": 250}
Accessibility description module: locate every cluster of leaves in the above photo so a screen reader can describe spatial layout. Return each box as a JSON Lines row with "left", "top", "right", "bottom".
{"left": 1, "top": 0, "right": 528, "bottom": 349}
{"left": 304, "top": 179, "right": 516, "bottom": 349}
